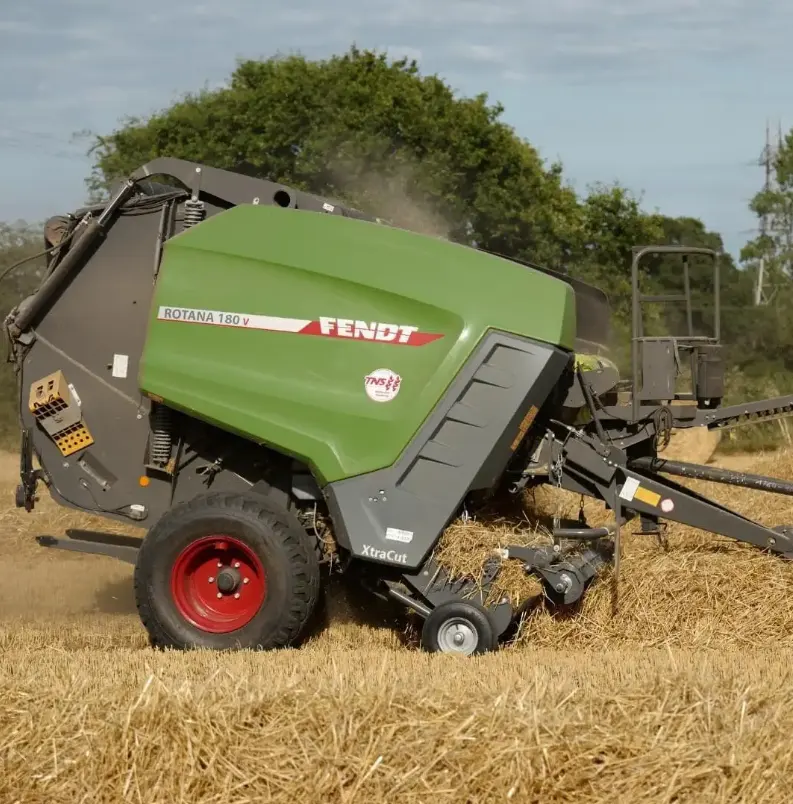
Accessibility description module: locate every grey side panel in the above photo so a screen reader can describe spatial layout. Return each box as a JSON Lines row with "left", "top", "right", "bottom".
{"left": 324, "top": 333, "right": 570, "bottom": 569}
{"left": 19, "top": 207, "right": 169, "bottom": 523}
{"left": 19, "top": 207, "right": 254, "bottom": 526}
{"left": 639, "top": 340, "right": 676, "bottom": 400}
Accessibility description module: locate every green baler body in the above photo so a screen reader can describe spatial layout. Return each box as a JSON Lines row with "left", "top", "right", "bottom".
{"left": 139, "top": 205, "right": 576, "bottom": 484}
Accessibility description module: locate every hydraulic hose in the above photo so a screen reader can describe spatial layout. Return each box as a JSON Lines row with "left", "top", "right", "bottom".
{"left": 11, "top": 178, "right": 137, "bottom": 334}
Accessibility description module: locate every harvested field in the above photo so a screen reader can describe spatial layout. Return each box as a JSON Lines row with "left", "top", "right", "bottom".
{"left": 3, "top": 445, "right": 793, "bottom": 802}
{"left": 662, "top": 423, "right": 722, "bottom": 463}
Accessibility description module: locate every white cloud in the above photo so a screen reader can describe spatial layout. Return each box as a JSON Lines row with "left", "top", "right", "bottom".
{"left": 1, "top": 0, "right": 792, "bottom": 246}
{"left": 1, "top": 0, "right": 788, "bottom": 160}
{"left": 272, "top": 8, "right": 330, "bottom": 25}
{"left": 455, "top": 44, "right": 508, "bottom": 64}
{"left": 0, "top": 19, "right": 36, "bottom": 33}
{"left": 5, "top": 0, "right": 791, "bottom": 79}
{"left": 376, "top": 0, "right": 519, "bottom": 27}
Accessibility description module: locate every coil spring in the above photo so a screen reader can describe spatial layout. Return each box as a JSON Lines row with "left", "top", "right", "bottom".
{"left": 149, "top": 405, "right": 173, "bottom": 465}
{"left": 182, "top": 198, "right": 206, "bottom": 230}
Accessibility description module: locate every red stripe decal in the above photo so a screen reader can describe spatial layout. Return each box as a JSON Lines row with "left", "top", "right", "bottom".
{"left": 156, "top": 307, "right": 444, "bottom": 346}
{"left": 298, "top": 320, "right": 324, "bottom": 335}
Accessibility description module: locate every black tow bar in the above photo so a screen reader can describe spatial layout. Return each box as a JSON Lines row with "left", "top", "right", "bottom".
{"left": 36, "top": 529, "right": 141, "bottom": 565}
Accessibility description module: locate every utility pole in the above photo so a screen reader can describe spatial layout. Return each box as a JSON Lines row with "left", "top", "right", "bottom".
{"left": 779, "top": 121, "right": 792, "bottom": 275}
{"left": 754, "top": 120, "right": 776, "bottom": 305}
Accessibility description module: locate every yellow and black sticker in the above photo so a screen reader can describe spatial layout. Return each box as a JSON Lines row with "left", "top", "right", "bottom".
{"left": 633, "top": 486, "right": 661, "bottom": 507}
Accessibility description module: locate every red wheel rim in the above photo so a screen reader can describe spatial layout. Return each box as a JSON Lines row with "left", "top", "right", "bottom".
{"left": 170, "top": 535, "right": 267, "bottom": 634}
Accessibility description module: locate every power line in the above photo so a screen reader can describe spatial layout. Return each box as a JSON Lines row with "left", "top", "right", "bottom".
{"left": 0, "top": 135, "right": 87, "bottom": 161}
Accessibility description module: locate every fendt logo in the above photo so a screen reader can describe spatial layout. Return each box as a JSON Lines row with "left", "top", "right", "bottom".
{"left": 157, "top": 307, "right": 444, "bottom": 347}
{"left": 361, "top": 544, "right": 409, "bottom": 564}
{"left": 316, "top": 317, "right": 438, "bottom": 345}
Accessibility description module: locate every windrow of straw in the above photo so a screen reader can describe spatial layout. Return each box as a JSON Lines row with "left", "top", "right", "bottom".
{"left": 430, "top": 446, "right": 793, "bottom": 646}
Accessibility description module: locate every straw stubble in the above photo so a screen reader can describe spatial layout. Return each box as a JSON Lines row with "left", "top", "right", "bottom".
{"left": 2, "top": 444, "right": 793, "bottom": 802}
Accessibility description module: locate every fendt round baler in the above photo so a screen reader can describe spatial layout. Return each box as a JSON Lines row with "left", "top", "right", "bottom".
{"left": 7, "top": 158, "right": 793, "bottom": 654}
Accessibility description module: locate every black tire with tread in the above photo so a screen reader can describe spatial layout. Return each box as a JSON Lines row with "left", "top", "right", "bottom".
{"left": 134, "top": 491, "right": 321, "bottom": 651}
{"left": 420, "top": 600, "right": 499, "bottom": 655}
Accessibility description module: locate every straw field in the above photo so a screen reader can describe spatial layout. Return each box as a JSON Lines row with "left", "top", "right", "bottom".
{"left": 4, "top": 436, "right": 793, "bottom": 803}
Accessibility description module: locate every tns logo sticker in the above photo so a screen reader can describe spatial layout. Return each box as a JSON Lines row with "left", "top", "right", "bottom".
{"left": 365, "top": 369, "right": 402, "bottom": 402}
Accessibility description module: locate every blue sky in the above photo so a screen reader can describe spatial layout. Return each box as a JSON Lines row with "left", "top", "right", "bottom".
{"left": 1, "top": 0, "right": 791, "bottom": 261}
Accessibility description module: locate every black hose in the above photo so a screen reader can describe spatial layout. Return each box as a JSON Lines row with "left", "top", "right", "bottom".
{"left": 0, "top": 223, "right": 81, "bottom": 286}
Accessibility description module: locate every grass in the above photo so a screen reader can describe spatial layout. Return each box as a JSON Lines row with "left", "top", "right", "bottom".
{"left": 4, "top": 440, "right": 793, "bottom": 801}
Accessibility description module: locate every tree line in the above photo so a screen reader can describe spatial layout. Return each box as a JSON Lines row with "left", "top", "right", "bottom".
{"left": 2, "top": 46, "right": 791, "bottom": 450}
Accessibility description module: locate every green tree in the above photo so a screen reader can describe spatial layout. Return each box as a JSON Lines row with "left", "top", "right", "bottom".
{"left": 737, "top": 128, "right": 793, "bottom": 381}
{"left": 87, "top": 46, "right": 581, "bottom": 269}
{"left": 742, "top": 128, "right": 793, "bottom": 291}
{"left": 570, "top": 185, "right": 664, "bottom": 305}
{"left": 644, "top": 216, "right": 750, "bottom": 344}
{"left": 0, "top": 221, "right": 46, "bottom": 316}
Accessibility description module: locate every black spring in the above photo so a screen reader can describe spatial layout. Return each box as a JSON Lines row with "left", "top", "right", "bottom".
{"left": 182, "top": 198, "right": 206, "bottom": 229}
{"left": 149, "top": 404, "right": 173, "bottom": 465}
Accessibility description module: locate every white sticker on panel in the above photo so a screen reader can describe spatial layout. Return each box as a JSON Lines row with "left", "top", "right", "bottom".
{"left": 619, "top": 477, "right": 640, "bottom": 502}
{"left": 112, "top": 354, "right": 129, "bottom": 379}
{"left": 385, "top": 527, "right": 414, "bottom": 544}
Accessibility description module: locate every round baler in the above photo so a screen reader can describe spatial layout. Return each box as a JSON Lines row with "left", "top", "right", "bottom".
{"left": 7, "top": 158, "right": 793, "bottom": 655}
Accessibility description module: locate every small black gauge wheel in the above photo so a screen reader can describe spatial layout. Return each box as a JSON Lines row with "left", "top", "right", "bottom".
{"left": 420, "top": 600, "right": 499, "bottom": 655}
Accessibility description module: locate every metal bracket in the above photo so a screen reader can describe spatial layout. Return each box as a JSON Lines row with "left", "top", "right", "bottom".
{"left": 16, "top": 427, "right": 43, "bottom": 512}
{"left": 36, "top": 529, "right": 141, "bottom": 564}
{"left": 129, "top": 157, "right": 378, "bottom": 221}
{"left": 400, "top": 555, "right": 514, "bottom": 636}
{"left": 505, "top": 544, "right": 610, "bottom": 606}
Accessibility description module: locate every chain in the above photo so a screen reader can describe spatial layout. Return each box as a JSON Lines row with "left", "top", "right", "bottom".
{"left": 549, "top": 444, "right": 565, "bottom": 542}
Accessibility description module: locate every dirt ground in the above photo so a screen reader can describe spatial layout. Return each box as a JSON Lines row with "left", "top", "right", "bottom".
{"left": 4, "top": 439, "right": 793, "bottom": 803}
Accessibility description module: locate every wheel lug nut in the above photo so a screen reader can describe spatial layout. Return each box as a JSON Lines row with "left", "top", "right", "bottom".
{"left": 234, "top": 593, "right": 240, "bottom": 599}
{"left": 217, "top": 562, "right": 222, "bottom": 568}
{"left": 216, "top": 592, "right": 222, "bottom": 599}
{"left": 234, "top": 562, "right": 240, "bottom": 568}
{"left": 208, "top": 576, "right": 214, "bottom": 583}
{"left": 243, "top": 578, "right": 250, "bottom": 584}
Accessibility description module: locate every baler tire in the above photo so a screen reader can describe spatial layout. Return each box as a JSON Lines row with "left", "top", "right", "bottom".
{"left": 420, "top": 600, "right": 499, "bottom": 655}
{"left": 248, "top": 481, "right": 325, "bottom": 566}
{"left": 133, "top": 491, "right": 321, "bottom": 651}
